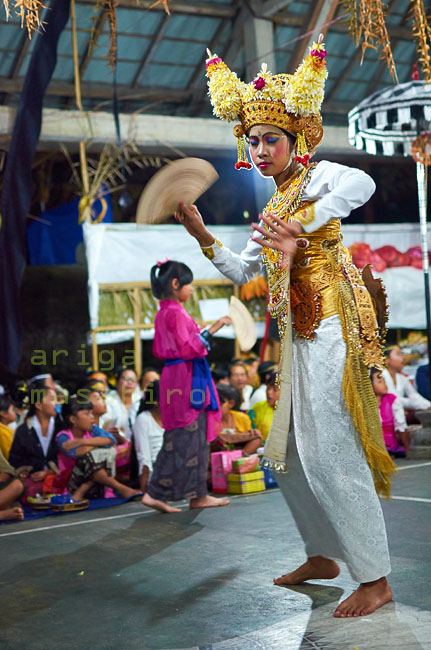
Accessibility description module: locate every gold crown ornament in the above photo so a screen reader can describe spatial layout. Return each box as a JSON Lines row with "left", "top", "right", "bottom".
{"left": 205, "top": 36, "right": 328, "bottom": 170}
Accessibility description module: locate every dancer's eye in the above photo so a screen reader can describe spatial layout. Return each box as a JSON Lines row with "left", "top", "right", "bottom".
{"left": 265, "top": 137, "right": 279, "bottom": 145}
{"left": 249, "top": 138, "right": 259, "bottom": 147}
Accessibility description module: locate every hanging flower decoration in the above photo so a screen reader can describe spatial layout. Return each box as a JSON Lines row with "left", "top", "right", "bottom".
{"left": 2, "top": 0, "right": 46, "bottom": 38}
{"left": 411, "top": 0, "right": 431, "bottom": 83}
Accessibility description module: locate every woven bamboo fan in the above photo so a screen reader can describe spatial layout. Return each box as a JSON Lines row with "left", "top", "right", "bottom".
{"left": 229, "top": 295, "right": 257, "bottom": 352}
{"left": 136, "top": 157, "right": 219, "bottom": 224}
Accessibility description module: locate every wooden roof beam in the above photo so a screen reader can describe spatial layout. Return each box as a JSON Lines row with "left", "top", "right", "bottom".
{"left": 253, "top": 0, "right": 297, "bottom": 19}
{"left": 0, "top": 77, "right": 190, "bottom": 102}
{"left": 132, "top": 13, "right": 170, "bottom": 87}
{"left": 76, "top": 0, "right": 236, "bottom": 18}
{"left": 287, "top": 0, "right": 338, "bottom": 73}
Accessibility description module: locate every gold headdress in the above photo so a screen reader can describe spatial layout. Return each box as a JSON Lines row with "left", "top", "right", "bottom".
{"left": 205, "top": 37, "right": 328, "bottom": 169}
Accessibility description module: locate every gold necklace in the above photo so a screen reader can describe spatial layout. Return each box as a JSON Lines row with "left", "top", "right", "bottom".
{"left": 261, "top": 163, "right": 317, "bottom": 317}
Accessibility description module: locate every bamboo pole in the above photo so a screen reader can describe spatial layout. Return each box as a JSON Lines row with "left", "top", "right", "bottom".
{"left": 98, "top": 278, "right": 235, "bottom": 292}
{"left": 233, "top": 284, "right": 241, "bottom": 359}
{"left": 133, "top": 286, "right": 142, "bottom": 377}
{"left": 71, "top": 0, "right": 91, "bottom": 223}
{"left": 92, "top": 331, "right": 99, "bottom": 370}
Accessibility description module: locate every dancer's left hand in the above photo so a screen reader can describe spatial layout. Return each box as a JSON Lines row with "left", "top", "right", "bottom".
{"left": 251, "top": 213, "right": 303, "bottom": 269}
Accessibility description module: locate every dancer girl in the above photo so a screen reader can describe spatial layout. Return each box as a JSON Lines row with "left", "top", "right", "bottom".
{"left": 175, "top": 38, "right": 396, "bottom": 617}
{"left": 142, "top": 260, "right": 230, "bottom": 513}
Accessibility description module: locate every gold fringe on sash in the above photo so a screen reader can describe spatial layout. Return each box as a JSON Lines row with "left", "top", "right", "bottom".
{"left": 337, "top": 281, "right": 397, "bottom": 499}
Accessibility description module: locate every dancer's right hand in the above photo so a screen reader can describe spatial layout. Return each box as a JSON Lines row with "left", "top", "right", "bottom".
{"left": 174, "top": 203, "right": 215, "bottom": 247}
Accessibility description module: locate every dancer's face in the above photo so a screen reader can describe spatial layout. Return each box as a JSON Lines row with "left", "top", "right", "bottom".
{"left": 248, "top": 125, "right": 294, "bottom": 177}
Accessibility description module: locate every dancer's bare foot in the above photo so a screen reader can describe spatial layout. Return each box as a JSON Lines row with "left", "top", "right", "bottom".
{"left": 274, "top": 556, "right": 340, "bottom": 586}
{"left": 0, "top": 506, "right": 24, "bottom": 521}
{"left": 189, "top": 495, "right": 230, "bottom": 509}
{"left": 334, "top": 577, "right": 392, "bottom": 617}
{"left": 142, "top": 492, "right": 182, "bottom": 513}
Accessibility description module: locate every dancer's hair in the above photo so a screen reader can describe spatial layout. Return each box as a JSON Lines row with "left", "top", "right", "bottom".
{"left": 150, "top": 260, "right": 193, "bottom": 299}
{"left": 216, "top": 383, "right": 242, "bottom": 411}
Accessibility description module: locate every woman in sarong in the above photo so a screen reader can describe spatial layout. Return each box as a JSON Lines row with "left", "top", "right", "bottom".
{"left": 175, "top": 37, "right": 396, "bottom": 617}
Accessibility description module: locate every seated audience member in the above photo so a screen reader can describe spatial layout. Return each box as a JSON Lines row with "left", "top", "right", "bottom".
{"left": 133, "top": 380, "right": 164, "bottom": 492}
{"left": 215, "top": 384, "right": 262, "bottom": 455}
{"left": 86, "top": 370, "right": 109, "bottom": 388}
{"left": 248, "top": 372, "right": 280, "bottom": 442}
{"left": 56, "top": 396, "right": 140, "bottom": 500}
{"left": 211, "top": 364, "right": 229, "bottom": 385}
{"left": 371, "top": 368, "right": 410, "bottom": 457}
{"left": 140, "top": 367, "right": 160, "bottom": 393}
{"left": 84, "top": 379, "right": 131, "bottom": 481}
{"left": 416, "top": 363, "right": 430, "bottom": 401}
{"left": 0, "top": 395, "right": 16, "bottom": 459}
{"left": 244, "top": 356, "right": 260, "bottom": 390}
{"left": 10, "top": 379, "right": 30, "bottom": 428}
{"left": 229, "top": 362, "right": 252, "bottom": 410}
{"left": 249, "top": 361, "right": 277, "bottom": 408}
{"left": 102, "top": 366, "right": 142, "bottom": 440}
{"left": 0, "top": 448, "right": 24, "bottom": 521}
{"left": 382, "top": 346, "right": 430, "bottom": 421}
{"left": 9, "top": 375, "right": 59, "bottom": 499}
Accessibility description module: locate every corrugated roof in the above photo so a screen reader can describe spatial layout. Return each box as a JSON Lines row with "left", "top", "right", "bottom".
{"left": 0, "top": 0, "right": 422, "bottom": 125}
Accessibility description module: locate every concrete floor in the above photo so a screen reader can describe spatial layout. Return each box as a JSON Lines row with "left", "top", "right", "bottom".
{"left": 1, "top": 459, "right": 430, "bottom": 650}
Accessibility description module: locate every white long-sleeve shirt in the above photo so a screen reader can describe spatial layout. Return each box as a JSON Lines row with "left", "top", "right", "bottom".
{"left": 203, "top": 160, "right": 376, "bottom": 285}
{"left": 391, "top": 395, "right": 408, "bottom": 432}
{"left": 133, "top": 411, "right": 164, "bottom": 474}
{"left": 382, "top": 369, "right": 430, "bottom": 411}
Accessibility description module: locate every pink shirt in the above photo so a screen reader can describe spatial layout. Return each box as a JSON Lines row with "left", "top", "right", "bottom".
{"left": 153, "top": 300, "right": 220, "bottom": 440}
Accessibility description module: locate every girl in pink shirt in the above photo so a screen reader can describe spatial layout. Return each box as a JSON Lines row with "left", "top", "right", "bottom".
{"left": 142, "top": 260, "right": 231, "bottom": 513}
{"left": 371, "top": 368, "right": 410, "bottom": 457}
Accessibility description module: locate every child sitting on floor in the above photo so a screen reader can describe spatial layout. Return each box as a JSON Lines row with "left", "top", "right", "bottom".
{"left": 56, "top": 396, "right": 141, "bottom": 501}
{"left": 371, "top": 367, "right": 410, "bottom": 457}
{"left": 0, "top": 448, "right": 24, "bottom": 521}
{"left": 215, "top": 384, "right": 262, "bottom": 456}
{"left": 248, "top": 371, "right": 280, "bottom": 442}
{"left": 0, "top": 394, "right": 16, "bottom": 459}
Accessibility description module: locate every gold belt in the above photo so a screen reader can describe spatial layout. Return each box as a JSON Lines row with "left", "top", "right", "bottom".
{"left": 290, "top": 221, "right": 346, "bottom": 338}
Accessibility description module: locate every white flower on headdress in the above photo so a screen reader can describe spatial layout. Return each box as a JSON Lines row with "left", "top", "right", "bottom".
{"left": 241, "top": 63, "right": 284, "bottom": 103}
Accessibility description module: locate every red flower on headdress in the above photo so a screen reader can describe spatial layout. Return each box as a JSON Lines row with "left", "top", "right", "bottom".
{"left": 253, "top": 77, "right": 266, "bottom": 90}
{"left": 235, "top": 161, "right": 253, "bottom": 170}
{"left": 206, "top": 56, "right": 222, "bottom": 69}
{"left": 310, "top": 47, "right": 327, "bottom": 60}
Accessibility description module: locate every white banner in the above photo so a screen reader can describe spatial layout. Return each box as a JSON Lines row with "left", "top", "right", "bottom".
{"left": 83, "top": 221, "right": 429, "bottom": 341}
